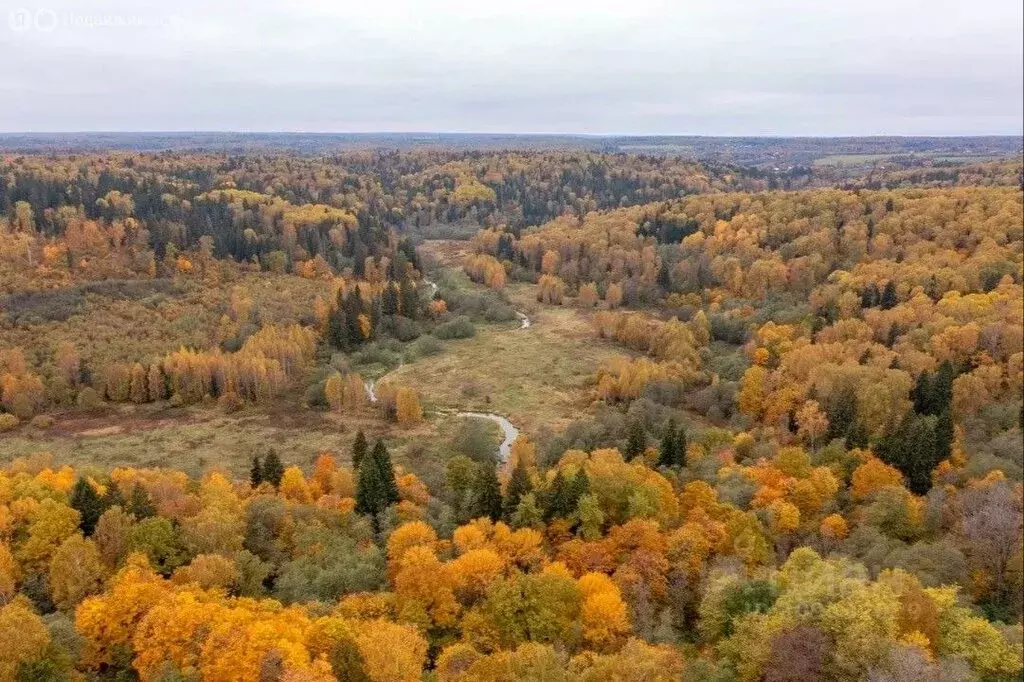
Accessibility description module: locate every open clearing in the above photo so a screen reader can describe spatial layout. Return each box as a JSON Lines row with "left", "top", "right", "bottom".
{"left": 0, "top": 258, "right": 624, "bottom": 480}
{"left": 0, "top": 401, "right": 484, "bottom": 489}
{"left": 385, "top": 282, "right": 627, "bottom": 436}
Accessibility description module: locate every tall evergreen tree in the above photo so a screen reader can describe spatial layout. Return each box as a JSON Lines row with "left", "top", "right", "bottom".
{"left": 860, "top": 283, "right": 880, "bottom": 309}
{"left": 373, "top": 439, "right": 400, "bottom": 507}
{"left": 101, "top": 481, "right": 126, "bottom": 510}
{"left": 880, "top": 280, "right": 898, "bottom": 310}
{"left": 877, "top": 413, "right": 942, "bottom": 495}
{"left": 657, "top": 262, "right": 672, "bottom": 291}
{"left": 70, "top": 477, "right": 103, "bottom": 536}
{"left": 250, "top": 456, "right": 264, "bottom": 488}
{"left": 344, "top": 286, "right": 368, "bottom": 347}
{"left": 675, "top": 423, "right": 688, "bottom": 467}
{"left": 354, "top": 453, "right": 382, "bottom": 518}
{"left": 934, "top": 409, "right": 954, "bottom": 464}
{"left": 262, "top": 451, "right": 285, "bottom": 487}
{"left": 127, "top": 484, "right": 156, "bottom": 520}
{"left": 355, "top": 439, "right": 399, "bottom": 519}
{"left": 624, "top": 420, "right": 646, "bottom": 461}
{"left": 352, "top": 430, "right": 369, "bottom": 471}
{"left": 543, "top": 470, "right": 570, "bottom": 521}
{"left": 327, "top": 306, "right": 347, "bottom": 349}
{"left": 916, "top": 361, "right": 956, "bottom": 416}
{"left": 399, "top": 278, "right": 419, "bottom": 319}
{"left": 658, "top": 419, "right": 678, "bottom": 468}
{"left": 503, "top": 460, "right": 533, "bottom": 521}
{"left": 471, "top": 463, "right": 503, "bottom": 522}
{"left": 847, "top": 418, "right": 870, "bottom": 450}
{"left": 381, "top": 283, "right": 400, "bottom": 316}
{"left": 568, "top": 469, "right": 590, "bottom": 510}
{"left": 826, "top": 386, "right": 859, "bottom": 444}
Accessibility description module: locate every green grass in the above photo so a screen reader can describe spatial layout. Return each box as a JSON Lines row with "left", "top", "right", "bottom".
{"left": 0, "top": 400, "right": 486, "bottom": 491}
{"left": 0, "top": 261, "right": 619, "bottom": 482}
{"left": 386, "top": 282, "right": 628, "bottom": 435}
{"left": 811, "top": 154, "right": 894, "bottom": 166}
{"left": 812, "top": 153, "right": 1006, "bottom": 167}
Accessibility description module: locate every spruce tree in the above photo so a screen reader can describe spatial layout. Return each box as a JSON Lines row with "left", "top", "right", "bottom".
{"left": 675, "top": 423, "right": 688, "bottom": 467}
{"left": 568, "top": 469, "right": 590, "bottom": 510}
{"left": 877, "top": 413, "right": 941, "bottom": 495}
{"left": 344, "top": 286, "right": 367, "bottom": 347}
{"left": 101, "top": 481, "right": 126, "bottom": 510}
{"left": 471, "top": 463, "right": 502, "bottom": 521}
{"left": 70, "top": 477, "right": 103, "bottom": 536}
{"left": 356, "top": 439, "right": 400, "bottom": 519}
{"left": 327, "top": 305, "right": 347, "bottom": 349}
{"left": 913, "top": 370, "right": 933, "bottom": 415}
{"left": 355, "top": 452, "right": 383, "bottom": 517}
{"left": 262, "top": 451, "right": 285, "bottom": 487}
{"left": 544, "top": 470, "right": 571, "bottom": 521}
{"left": 935, "top": 409, "right": 954, "bottom": 463}
{"left": 352, "top": 430, "right": 368, "bottom": 471}
{"left": 846, "top": 418, "right": 870, "bottom": 450}
{"left": 921, "top": 361, "right": 956, "bottom": 416}
{"left": 127, "top": 483, "right": 156, "bottom": 520}
{"left": 372, "top": 439, "right": 400, "bottom": 508}
{"left": 503, "top": 460, "right": 533, "bottom": 521}
{"left": 399, "top": 278, "right": 419, "bottom": 319}
{"left": 250, "top": 456, "right": 264, "bottom": 488}
{"left": 826, "top": 387, "right": 858, "bottom": 442}
{"left": 658, "top": 419, "right": 678, "bottom": 468}
{"left": 382, "top": 283, "right": 400, "bottom": 316}
{"left": 624, "top": 420, "right": 646, "bottom": 461}
{"left": 880, "top": 280, "right": 898, "bottom": 310}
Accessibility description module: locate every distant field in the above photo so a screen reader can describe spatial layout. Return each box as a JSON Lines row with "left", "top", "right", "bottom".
{"left": 812, "top": 153, "right": 896, "bottom": 166}
{"left": 812, "top": 152, "right": 1006, "bottom": 166}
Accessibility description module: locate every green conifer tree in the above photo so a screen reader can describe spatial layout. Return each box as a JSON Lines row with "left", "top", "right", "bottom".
{"left": 70, "top": 476, "right": 103, "bottom": 536}
{"left": 262, "top": 451, "right": 285, "bottom": 487}
{"left": 503, "top": 460, "right": 533, "bottom": 521}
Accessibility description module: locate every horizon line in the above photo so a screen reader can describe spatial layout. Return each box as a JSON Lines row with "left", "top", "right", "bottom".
{"left": 1, "top": 130, "right": 1022, "bottom": 140}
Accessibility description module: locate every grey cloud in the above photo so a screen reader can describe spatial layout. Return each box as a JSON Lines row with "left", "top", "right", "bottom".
{"left": 0, "top": 0, "right": 1020, "bottom": 134}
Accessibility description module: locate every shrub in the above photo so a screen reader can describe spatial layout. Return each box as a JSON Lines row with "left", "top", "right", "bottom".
{"left": 219, "top": 391, "right": 244, "bottom": 414}
{"left": 384, "top": 315, "right": 422, "bottom": 342}
{"left": 0, "top": 414, "right": 20, "bottom": 432}
{"left": 434, "top": 316, "right": 476, "bottom": 340}
{"left": 709, "top": 314, "right": 748, "bottom": 345}
{"left": 76, "top": 387, "right": 103, "bottom": 411}
{"left": 351, "top": 342, "right": 403, "bottom": 368}
{"left": 413, "top": 335, "right": 443, "bottom": 357}
{"left": 29, "top": 414, "right": 55, "bottom": 430}
{"left": 305, "top": 380, "right": 329, "bottom": 410}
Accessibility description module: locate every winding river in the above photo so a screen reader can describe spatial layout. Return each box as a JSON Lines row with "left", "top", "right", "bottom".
{"left": 456, "top": 412, "right": 520, "bottom": 463}
{"left": 363, "top": 277, "right": 530, "bottom": 462}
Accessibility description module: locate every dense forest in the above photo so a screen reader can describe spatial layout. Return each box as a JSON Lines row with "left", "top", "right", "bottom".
{"left": 0, "top": 145, "right": 1021, "bottom": 682}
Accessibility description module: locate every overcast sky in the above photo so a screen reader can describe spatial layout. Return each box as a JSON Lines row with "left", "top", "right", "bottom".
{"left": 1, "top": 0, "right": 1021, "bottom": 135}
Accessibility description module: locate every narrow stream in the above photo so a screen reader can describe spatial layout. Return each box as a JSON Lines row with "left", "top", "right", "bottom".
{"left": 364, "top": 360, "right": 403, "bottom": 404}
{"left": 457, "top": 412, "right": 520, "bottom": 463}
{"left": 364, "top": 277, "right": 526, "bottom": 461}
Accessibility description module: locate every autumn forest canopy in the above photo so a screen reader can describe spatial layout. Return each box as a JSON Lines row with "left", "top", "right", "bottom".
{"left": 0, "top": 137, "right": 1021, "bottom": 682}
